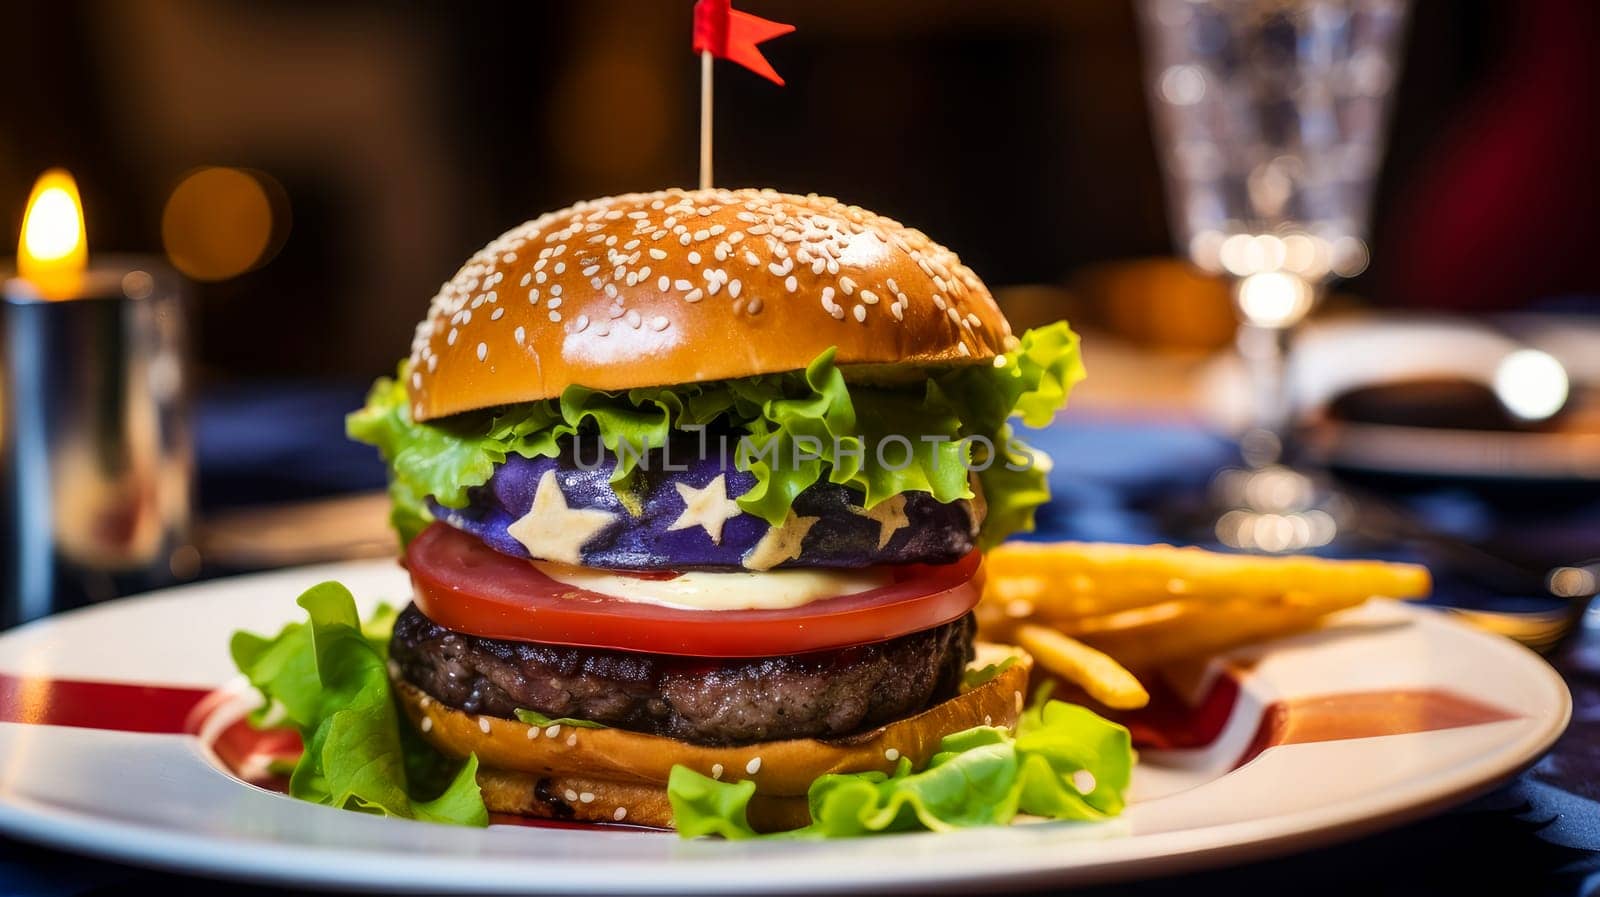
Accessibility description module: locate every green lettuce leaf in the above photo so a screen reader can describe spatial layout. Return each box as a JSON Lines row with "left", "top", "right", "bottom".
{"left": 513, "top": 708, "right": 609, "bottom": 730}
{"left": 665, "top": 694, "right": 1133, "bottom": 839}
{"left": 229, "top": 582, "right": 488, "bottom": 827}
{"left": 348, "top": 323, "right": 1083, "bottom": 548}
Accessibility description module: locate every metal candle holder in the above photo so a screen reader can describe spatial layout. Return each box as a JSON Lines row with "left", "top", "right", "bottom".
{"left": 1, "top": 257, "right": 192, "bottom": 627}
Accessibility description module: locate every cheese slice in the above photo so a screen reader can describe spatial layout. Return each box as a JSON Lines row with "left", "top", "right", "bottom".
{"left": 533, "top": 561, "right": 891, "bottom": 611}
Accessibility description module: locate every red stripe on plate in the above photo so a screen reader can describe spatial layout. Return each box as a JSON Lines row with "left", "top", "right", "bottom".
{"left": 0, "top": 672, "right": 213, "bottom": 735}
{"left": 1234, "top": 688, "right": 1522, "bottom": 768}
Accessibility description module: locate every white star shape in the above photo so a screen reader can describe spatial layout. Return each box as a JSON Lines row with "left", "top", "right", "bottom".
{"left": 667, "top": 474, "right": 744, "bottom": 544}
{"left": 854, "top": 494, "right": 911, "bottom": 549}
{"left": 743, "top": 511, "right": 820, "bottom": 571}
{"left": 506, "top": 470, "right": 618, "bottom": 564}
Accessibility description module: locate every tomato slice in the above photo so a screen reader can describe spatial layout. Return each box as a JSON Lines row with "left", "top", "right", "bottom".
{"left": 406, "top": 522, "right": 981, "bottom": 657}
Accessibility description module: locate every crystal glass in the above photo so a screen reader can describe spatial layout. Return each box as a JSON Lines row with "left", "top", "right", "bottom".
{"left": 1138, "top": 0, "right": 1410, "bottom": 551}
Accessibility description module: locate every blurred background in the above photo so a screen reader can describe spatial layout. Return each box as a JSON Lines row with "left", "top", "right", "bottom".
{"left": 3, "top": 0, "right": 1594, "bottom": 379}
{"left": 0, "top": 0, "right": 1596, "bottom": 620}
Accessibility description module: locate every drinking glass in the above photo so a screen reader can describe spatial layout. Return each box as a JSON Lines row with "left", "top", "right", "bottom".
{"left": 1137, "top": 0, "right": 1410, "bottom": 551}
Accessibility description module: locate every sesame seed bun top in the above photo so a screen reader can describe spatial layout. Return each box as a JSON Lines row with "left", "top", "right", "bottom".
{"left": 405, "top": 188, "right": 1016, "bottom": 421}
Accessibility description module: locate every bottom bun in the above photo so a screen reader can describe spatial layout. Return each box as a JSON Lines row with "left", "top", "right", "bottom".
{"left": 396, "top": 643, "right": 1032, "bottom": 831}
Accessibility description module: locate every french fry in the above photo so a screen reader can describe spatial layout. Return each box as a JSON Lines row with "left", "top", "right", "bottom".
{"left": 1068, "top": 590, "right": 1371, "bottom": 670}
{"left": 1014, "top": 623, "right": 1150, "bottom": 710}
{"left": 984, "top": 542, "right": 1430, "bottom": 623}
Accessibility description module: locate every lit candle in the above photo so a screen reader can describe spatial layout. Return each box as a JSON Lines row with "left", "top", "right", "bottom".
{"left": 17, "top": 168, "right": 88, "bottom": 300}
{"left": 2, "top": 169, "right": 194, "bottom": 626}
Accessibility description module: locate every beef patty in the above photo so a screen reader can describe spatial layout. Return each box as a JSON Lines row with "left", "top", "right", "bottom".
{"left": 390, "top": 603, "right": 975, "bottom": 746}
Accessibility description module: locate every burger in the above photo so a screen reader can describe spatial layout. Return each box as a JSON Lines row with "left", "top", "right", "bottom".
{"left": 343, "top": 188, "right": 1089, "bottom": 831}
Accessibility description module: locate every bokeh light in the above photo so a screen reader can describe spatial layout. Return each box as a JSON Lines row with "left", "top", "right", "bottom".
{"left": 1493, "top": 349, "right": 1570, "bottom": 421}
{"left": 161, "top": 167, "right": 288, "bottom": 282}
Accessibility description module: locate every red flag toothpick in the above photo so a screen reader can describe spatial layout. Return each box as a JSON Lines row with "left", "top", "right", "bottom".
{"left": 692, "top": 0, "right": 795, "bottom": 188}
{"left": 693, "top": 0, "right": 795, "bottom": 86}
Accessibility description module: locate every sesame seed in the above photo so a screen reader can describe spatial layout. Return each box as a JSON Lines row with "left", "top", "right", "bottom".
{"left": 891, "top": 303, "right": 905, "bottom": 321}
{"left": 746, "top": 756, "right": 762, "bottom": 775}
{"left": 551, "top": 284, "right": 563, "bottom": 296}
{"left": 684, "top": 288, "right": 704, "bottom": 303}
{"left": 658, "top": 275, "right": 671, "bottom": 291}
{"left": 958, "top": 342, "right": 972, "bottom": 356}
{"left": 650, "top": 315, "right": 670, "bottom": 331}
{"left": 885, "top": 748, "right": 900, "bottom": 761}
{"left": 582, "top": 265, "right": 599, "bottom": 277}
{"left": 729, "top": 279, "right": 743, "bottom": 299}
{"left": 545, "top": 724, "right": 560, "bottom": 738}
{"left": 1014, "top": 690, "right": 1024, "bottom": 712}
{"left": 446, "top": 328, "right": 458, "bottom": 345}
{"left": 574, "top": 314, "right": 590, "bottom": 331}
{"left": 514, "top": 326, "right": 526, "bottom": 345}
{"left": 476, "top": 342, "right": 488, "bottom": 361}
{"left": 613, "top": 807, "right": 628, "bottom": 821}
{"left": 744, "top": 250, "right": 761, "bottom": 266}
{"left": 548, "top": 297, "right": 563, "bottom": 309}
{"left": 711, "top": 763, "right": 724, "bottom": 780}
{"left": 554, "top": 262, "right": 566, "bottom": 274}
{"left": 519, "top": 273, "right": 531, "bottom": 287}
{"left": 688, "top": 251, "right": 701, "bottom": 264}
{"left": 564, "top": 789, "right": 579, "bottom": 802}
{"left": 860, "top": 289, "right": 879, "bottom": 305}
{"left": 549, "top": 311, "right": 562, "bottom": 322}
{"left": 679, "top": 232, "right": 692, "bottom": 246}
{"left": 674, "top": 279, "right": 693, "bottom": 291}
{"left": 491, "top": 307, "right": 505, "bottom": 320}
{"left": 625, "top": 310, "right": 642, "bottom": 329}
{"left": 947, "top": 307, "right": 961, "bottom": 324}
{"left": 853, "top": 305, "right": 866, "bottom": 323}
{"left": 649, "top": 248, "right": 667, "bottom": 260}
{"left": 747, "top": 297, "right": 764, "bottom": 314}
{"left": 840, "top": 276, "right": 856, "bottom": 295}
{"left": 693, "top": 229, "right": 710, "bottom": 241}
{"left": 567, "top": 733, "right": 578, "bottom": 746}
{"left": 623, "top": 239, "right": 639, "bottom": 250}
{"left": 525, "top": 726, "right": 537, "bottom": 739}
{"left": 785, "top": 275, "right": 798, "bottom": 293}
{"left": 420, "top": 717, "right": 433, "bottom": 733}
{"left": 535, "top": 271, "right": 547, "bottom": 284}
{"left": 478, "top": 716, "right": 491, "bottom": 733}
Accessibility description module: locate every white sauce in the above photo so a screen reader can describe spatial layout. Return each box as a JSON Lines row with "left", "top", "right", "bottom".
{"left": 533, "top": 561, "right": 890, "bottom": 611}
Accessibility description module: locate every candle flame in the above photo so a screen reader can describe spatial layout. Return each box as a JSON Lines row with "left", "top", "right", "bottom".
{"left": 18, "top": 168, "right": 88, "bottom": 299}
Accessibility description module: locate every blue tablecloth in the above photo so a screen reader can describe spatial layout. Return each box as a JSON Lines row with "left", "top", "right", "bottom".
{"left": 2, "top": 386, "right": 1598, "bottom": 896}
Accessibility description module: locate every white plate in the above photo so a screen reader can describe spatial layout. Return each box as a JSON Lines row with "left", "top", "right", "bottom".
{"left": 0, "top": 561, "right": 1570, "bottom": 893}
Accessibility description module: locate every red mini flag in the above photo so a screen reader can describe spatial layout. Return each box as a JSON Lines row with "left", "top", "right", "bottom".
{"left": 692, "top": 0, "right": 795, "bottom": 86}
